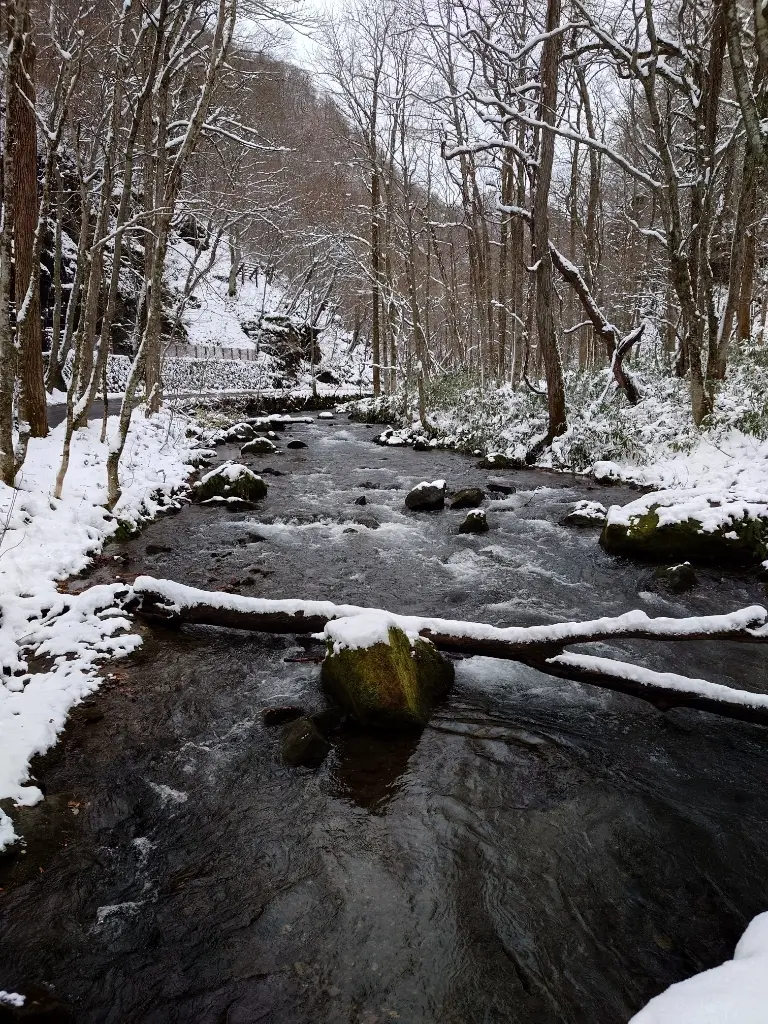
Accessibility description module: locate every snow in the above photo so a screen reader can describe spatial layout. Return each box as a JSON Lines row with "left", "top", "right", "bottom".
{"left": 551, "top": 652, "right": 768, "bottom": 710}
{"left": 0, "top": 992, "right": 26, "bottom": 1008}
{"left": 324, "top": 612, "right": 422, "bottom": 654}
{"left": 0, "top": 411, "right": 197, "bottom": 851}
{"left": 411, "top": 479, "right": 446, "bottom": 494}
{"left": 630, "top": 913, "right": 768, "bottom": 1023}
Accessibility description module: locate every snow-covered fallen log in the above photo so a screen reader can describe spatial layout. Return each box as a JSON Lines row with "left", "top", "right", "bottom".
{"left": 131, "top": 576, "right": 768, "bottom": 725}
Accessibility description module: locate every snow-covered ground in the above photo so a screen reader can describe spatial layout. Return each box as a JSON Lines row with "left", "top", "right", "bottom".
{"left": 630, "top": 913, "right": 768, "bottom": 1022}
{"left": 0, "top": 411, "right": 196, "bottom": 850}
{"left": 164, "top": 238, "right": 370, "bottom": 392}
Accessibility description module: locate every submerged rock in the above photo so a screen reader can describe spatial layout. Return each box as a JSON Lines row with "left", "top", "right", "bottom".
{"left": 459, "top": 509, "right": 489, "bottom": 534}
{"left": 487, "top": 480, "right": 517, "bottom": 496}
{"left": 280, "top": 716, "right": 331, "bottom": 766}
{"left": 450, "top": 488, "right": 485, "bottom": 510}
{"left": 405, "top": 479, "right": 446, "bottom": 511}
{"left": 653, "top": 562, "right": 699, "bottom": 593}
{"left": 194, "top": 463, "right": 268, "bottom": 503}
{"left": 321, "top": 619, "right": 454, "bottom": 729}
{"left": 353, "top": 515, "right": 380, "bottom": 529}
{"left": 241, "top": 437, "right": 278, "bottom": 456}
{"left": 263, "top": 705, "right": 305, "bottom": 727}
{"left": 601, "top": 504, "right": 768, "bottom": 565}
{"left": 562, "top": 500, "right": 608, "bottom": 528}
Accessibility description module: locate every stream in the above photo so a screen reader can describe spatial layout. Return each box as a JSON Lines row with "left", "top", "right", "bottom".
{"left": 2, "top": 417, "right": 768, "bottom": 1023}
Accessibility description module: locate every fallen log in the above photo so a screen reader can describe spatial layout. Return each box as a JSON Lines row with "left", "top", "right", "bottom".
{"left": 130, "top": 576, "right": 768, "bottom": 725}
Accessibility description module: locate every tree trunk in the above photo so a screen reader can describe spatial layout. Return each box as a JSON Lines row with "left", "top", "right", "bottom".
{"left": 531, "top": 0, "right": 567, "bottom": 441}
{"left": 10, "top": 3, "right": 46, "bottom": 437}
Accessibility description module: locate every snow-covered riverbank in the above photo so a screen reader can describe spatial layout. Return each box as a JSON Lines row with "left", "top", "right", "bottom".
{"left": 0, "top": 411, "right": 197, "bottom": 850}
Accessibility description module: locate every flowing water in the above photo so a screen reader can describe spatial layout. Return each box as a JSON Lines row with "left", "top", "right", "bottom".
{"left": 2, "top": 418, "right": 768, "bottom": 1023}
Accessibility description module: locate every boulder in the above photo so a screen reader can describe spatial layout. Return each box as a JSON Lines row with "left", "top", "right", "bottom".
{"left": 315, "top": 369, "right": 338, "bottom": 384}
{"left": 241, "top": 437, "right": 278, "bottom": 456}
{"left": 562, "top": 500, "right": 607, "bottom": 528}
{"left": 194, "top": 463, "right": 268, "bottom": 503}
{"left": 477, "top": 452, "right": 516, "bottom": 470}
{"left": 280, "top": 716, "right": 331, "bottom": 766}
{"left": 459, "top": 509, "right": 489, "bottom": 534}
{"left": 354, "top": 495, "right": 367, "bottom": 506}
{"left": 601, "top": 504, "right": 768, "bottom": 565}
{"left": 321, "top": 619, "right": 454, "bottom": 729}
{"left": 287, "top": 439, "right": 307, "bottom": 449}
{"left": 318, "top": 411, "right": 334, "bottom": 420}
{"left": 224, "top": 422, "right": 256, "bottom": 443}
{"left": 653, "top": 562, "right": 699, "bottom": 593}
{"left": 487, "top": 480, "right": 517, "bottom": 496}
{"left": 405, "top": 479, "right": 446, "bottom": 512}
{"left": 450, "top": 488, "right": 485, "bottom": 510}
{"left": 413, "top": 438, "right": 431, "bottom": 452}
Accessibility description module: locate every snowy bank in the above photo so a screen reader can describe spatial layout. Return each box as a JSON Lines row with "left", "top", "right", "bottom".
{"left": 631, "top": 913, "right": 768, "bottom": 1023}
{"left": 0, "top": 412, "right": 197, "bottom": 850}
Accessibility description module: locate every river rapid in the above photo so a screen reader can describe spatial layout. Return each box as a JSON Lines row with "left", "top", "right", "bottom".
{"left": 2, "top": 417, "right": 768, "bottom": 1023}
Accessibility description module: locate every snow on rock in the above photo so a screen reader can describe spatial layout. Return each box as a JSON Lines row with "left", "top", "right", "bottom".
{"left": 563, "top": 500, "right": 607, "bottom": 526}
{"left": 318, "top": 411, "right": 334, "bottom": 419}
{"left": 405, "top": 479, "right": 447, "bottom": 511}
{"left": 630, "top": 912, "right": 768, "bottom": 1023}
{"left": 0, "top": 411, "right": 196, "bottom": 851}
{"left": 324, "top": 612, "right": 421, "bottom": 654}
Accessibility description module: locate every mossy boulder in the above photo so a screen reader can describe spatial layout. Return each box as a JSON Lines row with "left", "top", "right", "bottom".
{"left": 321, "top": 621, "right": 454, "bottom": 729}
{"left": 601, "top": 504, "right": 768, "bottom": 565}
{"left": 194, "top": 462, "right": 267, "bottom": 503}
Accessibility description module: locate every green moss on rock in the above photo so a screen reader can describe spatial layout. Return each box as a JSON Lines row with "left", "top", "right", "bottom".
{"left": 194, "top": 462, "right": 267, "bottom": 503}
{"left": 321, "top": 626, "right": 454, "bottom": 729}
{"left": 601, "top": 505, "right": 768, "bottom": 565}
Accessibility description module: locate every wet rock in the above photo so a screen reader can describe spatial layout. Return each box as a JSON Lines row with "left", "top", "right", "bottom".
{"left": 450, "top": 488, "right": 485, "bottom": 510}
{"left": 413, "top": 438, "right": 431, "bottom": 452}
{"left": 315, "top": 369, "right": 338, "bottom": 384}
{"left": 241, "top": 438, "right": 278, "bottom": 456}
{"left": 653, "top": 562, "right": 699, "bottom": 593}
{"left": 487, "top": 480, "right": 517, "bottom": 496}
{"left": 360, "top": 481, "right": 380, "bottom": 490}
{"left": 321, "top": 623, "right": 454, "bottom": 729}
{"left": 459, "top": 509, "right": 489, "bottom": 534}
{"left": 562, "top": 500, "right": 607, "bottom": 528}
{"left": 287, "top": 440, "right": 307, "bottom": 449}
{"left": 353, "top": 515, "right": 380, "bottom": 529}
{"left": 262, "top": 705, "right": 305, "bottom": 727}
{"left": 477, "top": 452, "right": 517, "bottom": 470}
{"left": 405, "top": 479, "right": 446, "bottom": 512}
{"left": 193, "top": 463, "right": 267, "bottom": 503}
{"left": 280, "top": 716, "right": 331, "bottom": 766}
{"left": 146, "top": 543, "right": 173, "bottom": 555}
{"left": 601, "top": 505, "right": 768, "bottom": 565}
{"left": 354, "top": 495, "right": 367, "bottom": 506}
{"left": 311, "top": 705, "right": 346, "bottom": 734}
{"left": 260, "top": 467, "right": 284, "bottom": 476}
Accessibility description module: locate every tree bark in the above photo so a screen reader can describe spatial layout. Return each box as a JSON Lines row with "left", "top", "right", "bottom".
{"left": 9, "top": 1, "right": 46, "bottom": 437}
